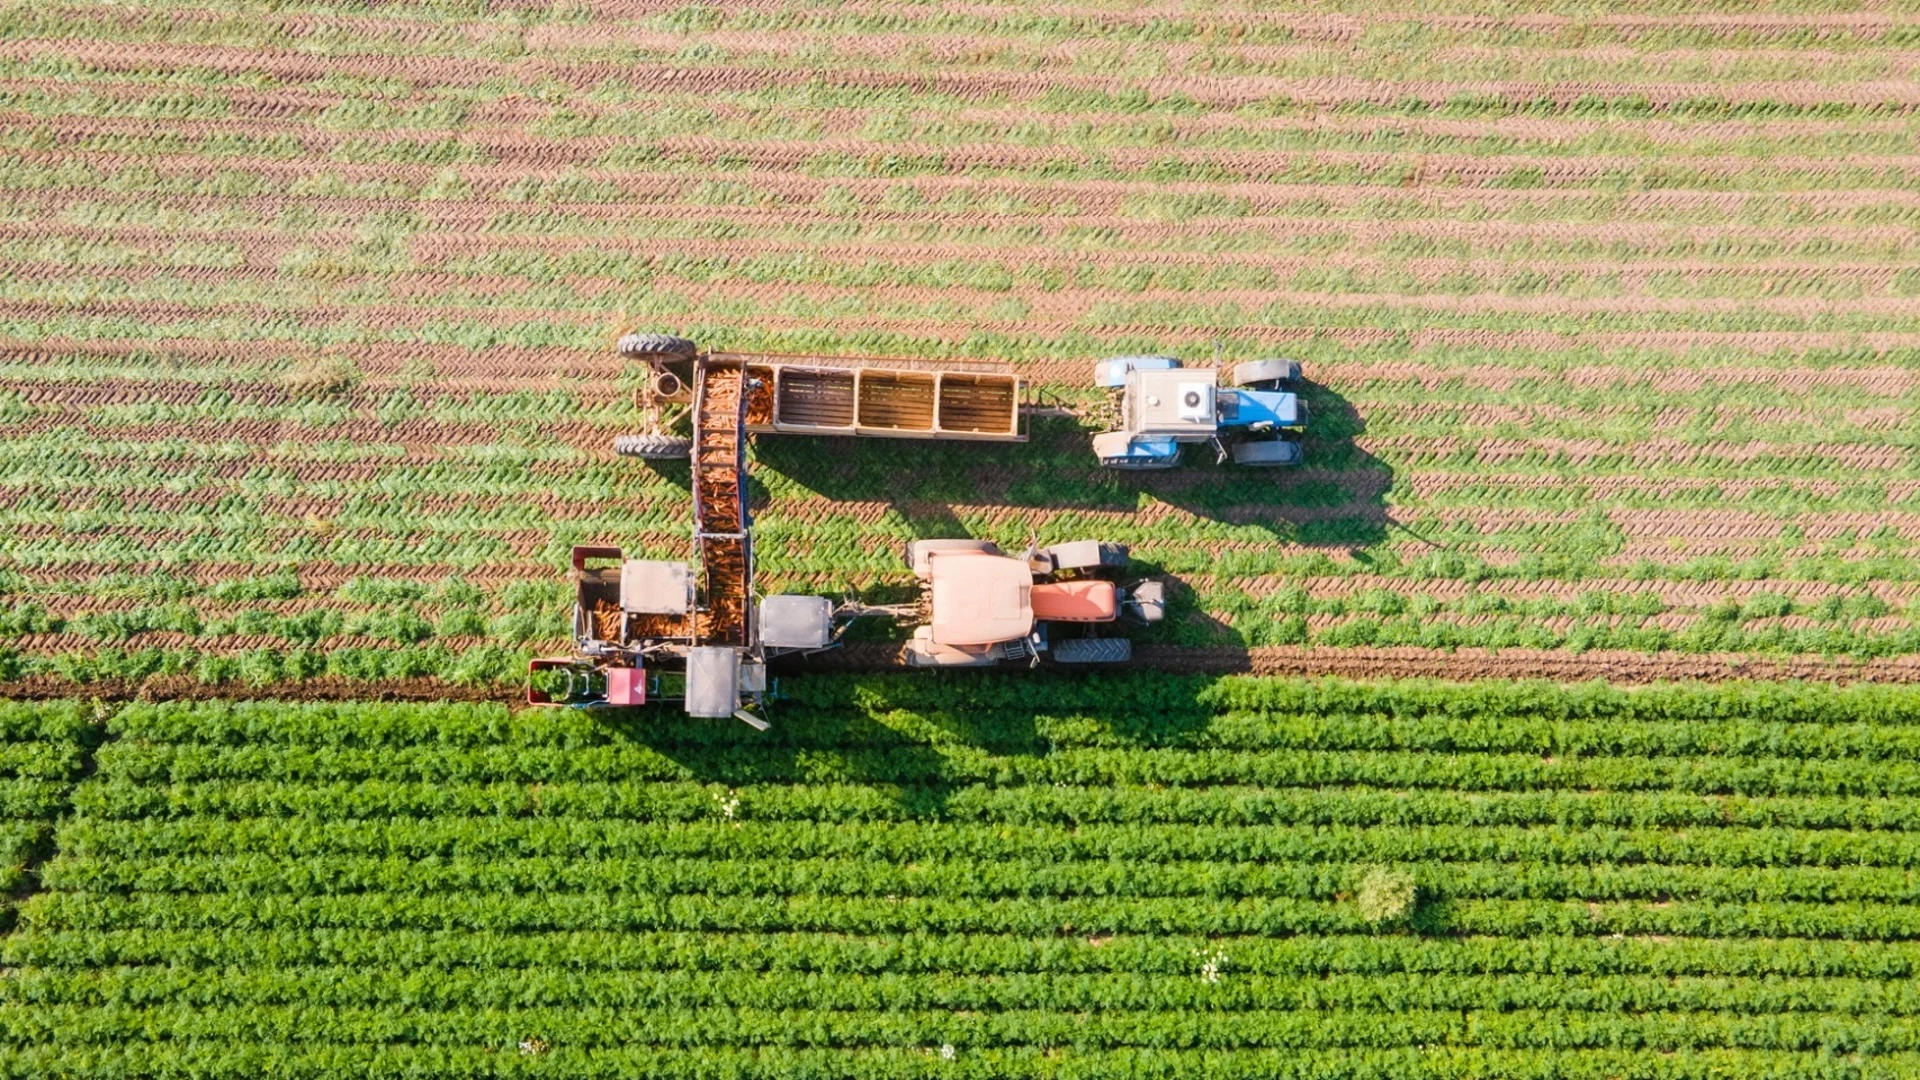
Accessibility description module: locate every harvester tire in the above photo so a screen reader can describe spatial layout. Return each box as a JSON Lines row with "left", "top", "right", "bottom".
{"left": 618, "top": 333, "right": 698, "bottom": 360}
{"left": 1231, "top": 358, "right": 1300, "bottom": 389}
{"left": 614, "top": 433, "right": 693, "bottom": 459}
{"left": 1051, "top": 637, "right": 1133, "bottom": 664}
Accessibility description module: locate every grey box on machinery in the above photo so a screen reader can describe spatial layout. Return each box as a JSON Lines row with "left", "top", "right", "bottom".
{"left": 1130, "top": 368, "right": 1219, "bottom": 437}
{"left": 685, "top": 647, "right": 741, "bottom": 718}
{"left": 620, "top": 560, "right": 692, "bottom": 615}
{"left": 758, "top": 594, "right": 834, "bottom": 649}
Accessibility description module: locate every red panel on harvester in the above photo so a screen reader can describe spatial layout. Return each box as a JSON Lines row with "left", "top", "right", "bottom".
{"left": 607, "top": 667, "right": 645, "bottom": 706}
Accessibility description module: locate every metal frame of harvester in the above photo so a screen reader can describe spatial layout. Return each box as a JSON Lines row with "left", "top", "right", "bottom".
{"left": 530, "top": 333, "right": 1305, "bottom": 724}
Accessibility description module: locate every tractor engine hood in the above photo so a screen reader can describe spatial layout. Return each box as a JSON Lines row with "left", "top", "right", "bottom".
{"left": 929, "top": 552, "right": 1035, "bottom": 646}
{"left": 1221, "top": 387, "right": 1303, "bottom": 428}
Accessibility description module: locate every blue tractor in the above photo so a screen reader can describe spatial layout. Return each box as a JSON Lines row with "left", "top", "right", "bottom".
{"left": 1090, "top": 356, "right": 1306, "bottom": 469}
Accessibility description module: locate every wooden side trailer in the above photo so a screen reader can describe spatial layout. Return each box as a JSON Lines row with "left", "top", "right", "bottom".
{"left": 721, "top": 353, "right": 1024, "bottom": 441}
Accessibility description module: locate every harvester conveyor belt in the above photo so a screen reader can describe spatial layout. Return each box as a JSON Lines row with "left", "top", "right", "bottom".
{"left": 691, "top": 358, "right": 752, "bottom": 647}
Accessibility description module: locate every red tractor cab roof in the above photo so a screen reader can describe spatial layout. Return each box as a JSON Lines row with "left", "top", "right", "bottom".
{"left": 928, "top": 551, "right": 1034, "bottom": 646}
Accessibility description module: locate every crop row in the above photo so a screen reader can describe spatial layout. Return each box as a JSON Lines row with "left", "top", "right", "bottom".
{"left": 31, "top": 891, "right": 1920, "bottom": 939}
{"left": 110, "top": 681, "right": 1920, "bottom": 738}
{"left": 68, "top": 745, "right": 1920, "bottom": 805}
{"left": 93, "top": 710, "right": 1920, "bottom": 768}
{"left": 35, "top": 190, "right": 1920, "bottom": 265}
{"left": 1, "top": 1043, "right": 1907, "bottom": 1080}
{"left": 11, "top": 1000, "right": 1920, "bottom": 1053}
{"left": 20, "top": 928, "right": 1920, "bottom": 981}
{"left": 65, "top": 809, "right": 1920, "bottom": 865}
{"left": 14, "top": 611, "right": 1920, "bottom": 661}
{"left": 52, "top": 803, "right": 1920, "bottom": 860}
{"left": 41, "top": 853, "right": 1920, "bottom": 904}
{"left": 70, "top": 777, "right": 1920, "bottom": 830}
{"left": 19, "top": 247, "right": 1920, "bottom": 309}
{"left": 13, "top": 282, "right": 1920, "bottom": 338}
{"left": 14, "top": 965, "right": 1920, "bottom": 1016}
{"left": 16, "top": 146, "right": 1920, "bottom": 203}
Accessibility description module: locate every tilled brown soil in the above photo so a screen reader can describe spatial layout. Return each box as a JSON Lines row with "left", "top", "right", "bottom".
{"left": 8, "top": 645, "right": 1915, "bottom": 706}
{"left": 11, "top": 2, "right": 1920, "bottom": 694}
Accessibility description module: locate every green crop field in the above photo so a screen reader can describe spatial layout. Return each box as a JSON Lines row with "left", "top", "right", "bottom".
{"left": 2, "top": 0, "right": 1919, "bottom": 690}
{"left": 6, "top": 676, "right": 1920, "bottom": 1076}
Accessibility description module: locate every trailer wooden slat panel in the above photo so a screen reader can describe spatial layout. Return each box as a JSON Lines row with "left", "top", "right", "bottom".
{"left": 937, "top": 374, "right": 1019, "bottom": 434}
{"left": 856, "top": 372, "right": 938, "bottom": 431}
{"left": 750, "top": 356, "right": 1023, "bottom": 441}
{"left": 776, "top": 369, "right": 856, "bottom": 428}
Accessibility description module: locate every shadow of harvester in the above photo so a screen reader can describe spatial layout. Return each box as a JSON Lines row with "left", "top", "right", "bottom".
{"left": 590, "top": 669, "right": 1222, "bottom": 818}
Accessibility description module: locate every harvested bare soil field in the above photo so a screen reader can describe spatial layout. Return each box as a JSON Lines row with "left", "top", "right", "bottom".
{"left": 1, "top": 1, "right": 1918, "bottom": 685}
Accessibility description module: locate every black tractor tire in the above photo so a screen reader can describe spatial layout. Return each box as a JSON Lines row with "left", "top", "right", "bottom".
{"left": 1229, "top": 438, "right": 1303, "bottom": 468}
{"left": 613, "top": 433, "right": 693, "bottom": 459}
{"left": 1051, "top": 637, "right": 1133, "bottom": 664}
{"left": 1231, "top": 358, "right": 1300, "bottom": 389}
{"left": 618, "top": 333, "right": 698, "bottom": 360}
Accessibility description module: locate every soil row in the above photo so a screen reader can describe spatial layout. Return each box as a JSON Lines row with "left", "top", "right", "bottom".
{"left": 7, "top": 284, "right": 1917, "bottom": 346}
{"left": 6, "top": 642, "right": 1918, "bottom": 708}
{"left": 19, "top": 209, "right": 1920, "bottom": 263}
{"left": 23, "top": 98, "right": 1920, "bottom": 183}
{"left": 23, "top": 142, "right": 1920, "bottom": 215}
{"left": 15, "top": 247, "right": 1920, "bottom": 304}
{"left": 6, "top": 338, "right": 1913, "bottom": 399}
{"left": 27, "top": 100, "right": 1918, "bottom": 159}
{"left": 13, "top": 34, "right": 1920, "bottom": 106}
{"left": 22, "top": 187, "right": 1920, "bottom": 243}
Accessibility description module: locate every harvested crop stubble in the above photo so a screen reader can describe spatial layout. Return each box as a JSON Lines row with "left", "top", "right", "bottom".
{"left": 4, "top": 0, "right": 1920, "bottom": 683}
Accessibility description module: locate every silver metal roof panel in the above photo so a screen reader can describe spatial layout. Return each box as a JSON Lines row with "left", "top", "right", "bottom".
{"left": 685, "top": 647, "right": 741, "bottom": 718}
{"left": 620, "top": 560, "right": 693, "bottom": 615}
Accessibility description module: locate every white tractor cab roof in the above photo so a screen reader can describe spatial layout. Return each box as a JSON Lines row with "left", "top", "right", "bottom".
{"left": 927, "top": 549, "right": 1119, "bottom": 646}
{"left": 1129, "top": 368, "right": 1220, "bottom": 438}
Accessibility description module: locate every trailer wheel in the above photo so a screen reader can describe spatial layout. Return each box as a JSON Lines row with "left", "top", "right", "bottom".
{"left": 614, "top": 433, "right": 693, "bottom": 459}
{"left": 618, "top": 333, "right": 698, "bottom": 360}
{"left": 905, "top": 538, "right": 1001, "bottom": 580}
{"left": 1051, "top": 637, "right": 1132, "bottom": 664}
{"left": 1231, "top": 358, "right": 1300, "bottom": 389}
